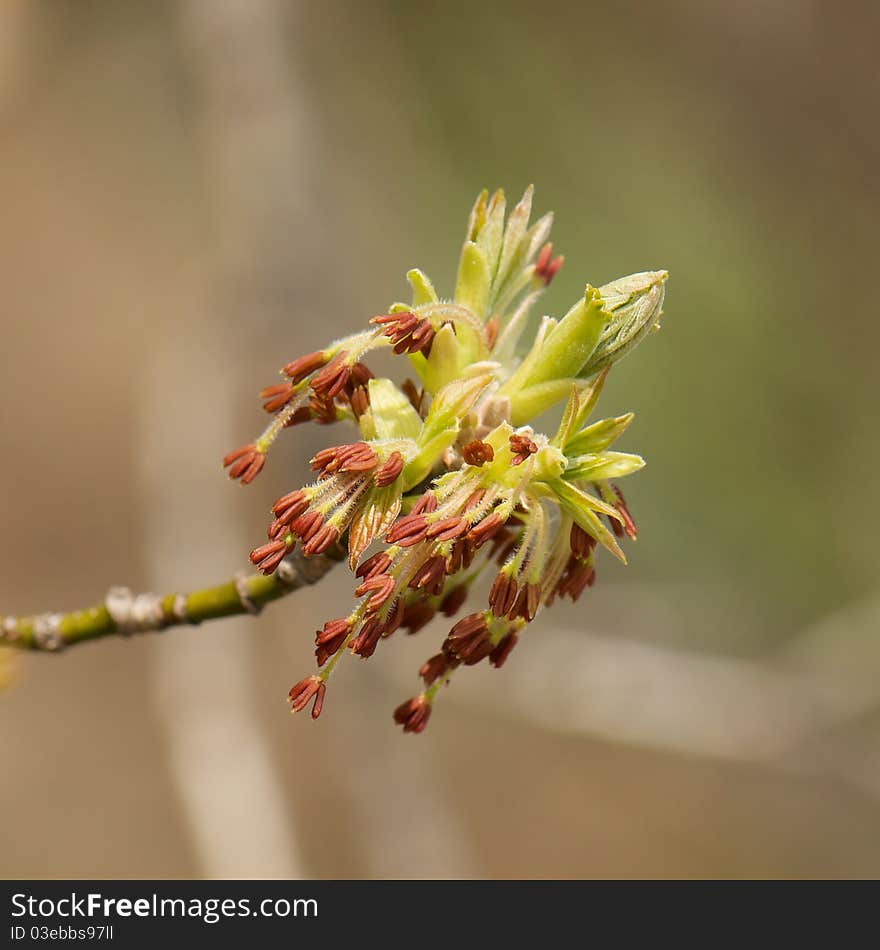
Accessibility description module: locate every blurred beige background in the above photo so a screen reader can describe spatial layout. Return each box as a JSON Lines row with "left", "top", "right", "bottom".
{"left": 1, "top": 0, "right": 879, "bottom": 878}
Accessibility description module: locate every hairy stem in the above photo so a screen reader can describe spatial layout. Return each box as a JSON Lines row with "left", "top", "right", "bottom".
{"left": 0, "top": 545, "right": 345, "bottom": 653}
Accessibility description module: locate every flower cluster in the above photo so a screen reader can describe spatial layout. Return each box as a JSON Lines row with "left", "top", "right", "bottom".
{"left": 224, "top": 186, "right": 667, "bottom": 733}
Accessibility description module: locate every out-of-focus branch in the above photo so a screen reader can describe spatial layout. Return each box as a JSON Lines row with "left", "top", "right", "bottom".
{"left": 0, "top": 546, "right": 343, "bottom": 652}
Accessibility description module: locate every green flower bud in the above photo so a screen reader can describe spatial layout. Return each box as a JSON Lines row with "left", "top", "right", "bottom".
{"left": 579, "top": 270, "right": 667, "bottom": 377}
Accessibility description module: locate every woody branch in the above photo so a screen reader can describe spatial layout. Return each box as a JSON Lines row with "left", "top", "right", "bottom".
{"left": 0, "top": 546, "right": 344, "bottom": 652}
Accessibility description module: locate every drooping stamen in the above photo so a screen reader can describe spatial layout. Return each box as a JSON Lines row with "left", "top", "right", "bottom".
{"left": 288, "top": 675, "right": 326, "bottom": 719}
{"left": 310, "top": 351, "right": 351, "bottom": 398}
{"left": 250, "top": 535, "right": 294, "bottom": 574}
{"left": 311, "top": 442, "right": 378, "bottom": 477}
{"left": 444, "top": 612, "right": 492, "bottom": 665}
{"left": 354, "top": 573, "right": 396, "bottom": 612}
{"left": 350, "top": 615, "right": 384, "bottom": 658}
{"left": 439, "top": 583, "right": 468, "bottom": 616}
{"left": 401, "top": 378, "right": 423, "bottom": 413}
{"left": 408, "top": 556, "right": 446, "bottom": 596}
{"left": 569, "top": 522, "right": 597, "bottom": 558}
{"left": 223, "top": 444, "right": 266, "bottom": 484}
{"left": 283, "top": 350, "right": 329, "bottom": 384}
{"left": 260, "top": 381, "right": 296, "bottom": 413}
{"left": 302, "top": 523, "right": 340, "bottom": 557}
{"left": 508, "top": 581, "right": 541, "bottom": 622}
{"left": 489, "top": 632, "right": 518, "bottom": 668}
{"left": 411, "top": 493, "right": 438, "bottom": 515}
{"left": 489, "top": 573, "right": 518, "bottom": 617}
{"left": 393, "top": 695, "right": 432, "bottom": 734}
{"left": 419, "top": 652, "right": 454, "bottom": 686}
{"left": 401, "top": 599, "right": 436, "bottom": 634}
{"left": 374, "top": 451, "right": 404, "bottom": 487}
{"left": 315, "top": 618, "right": 352, "bottom": 666}
{"left": 356, "top": 551, "right": 393, "bottom": 580}
{"left": 467, "top": 512, "right": 505, "bottom": 547}
{"left": 426, "top": 516, "right": 469, "bottom": 542}
{"left": 386, "top": 513, "right": 429, "bottom": 546}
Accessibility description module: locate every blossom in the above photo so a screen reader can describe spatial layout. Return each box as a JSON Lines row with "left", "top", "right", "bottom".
{"left": 225, "top": 186, "right": 667, "bottom": 733}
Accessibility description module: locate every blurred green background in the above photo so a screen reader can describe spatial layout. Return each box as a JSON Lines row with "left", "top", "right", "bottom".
{"left": 1, "top": 0, "right": 878, "bottom": 878}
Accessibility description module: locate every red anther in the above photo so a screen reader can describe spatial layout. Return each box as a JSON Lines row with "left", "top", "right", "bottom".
{"left": 569, "top": 522, "right": 597, "bottom": 558}
{"left": 372, "top": 311, "right": 436, "bottom": 355}
{"left": 223, "top": 444, "right": 266, "bottom": 484}
{"left": 408, "top": 556, "right": 447, "bottom": 595}
{"left": 315, "top": 618, "right": 351, "bottom": 665}
{"left": 440, "top": 583, "right": 468, "bottom": 617}
{"left": 267, "top": 519, "right": 289, "bottom": 540}
{"left": 488, "top": 573, "right": 518, "bottom": 617}
{"left": 612, "top": 484, "right": 637, "bottom": 540}
{"left": 309, "top": 392, "right": 338, "bottom": 425}
{"left": 283, "top": 351, "right": 329, "bottom": 384}
{"left": 485, "top": 314, "right": 500, "bottom": 351}
{"left": 411, "top": 492, "right": 438, "bottom": 515}
{"left": 445, "top": 612, "right": 491, "bottom": 665}
{"left": 291, "top": 509, "right": 323, "bottom": 542}
{"left": 556, "top": 557, "right": 595, "bottom": 602}
{"left": 509, "top": 434, "right": 538, "bottom": 466}
{"left": 260, "top": 381, "right": 296, "bottom": 413}
{"left": 348, "top": 362, "right": 374, "bottom": 389}
{"left": 393, "top": 695, "right": 432, "bottom": 734}
{"left": 249, "top": 537, "right": 293, "bottom": 575}
{"left": 426, "top": 516, "right": 469, "bottom": 542}
{"left": 371, "top": 311, "right": 415, "bottom": 327}
{"left": 419, "top": 652, "right": 452, "bottom": 686}
{"left": 446, "top": 538, "right": 476, "bottom": 575}
{"left": 303, "top": 523, "right": 339, "bottom": 556}
{"left": 284, "top": 406, "right": 313, "bottom": 428}
{"left": 310, "top": 441, "right": 378, "bottom": 476}
{"left": 401, "top": 600, "right": 436, "bottom": 634}
{"left": 310, "top": 351, "right": 351, "bottom": 398}
{"left": 272, "top": 489, "right": 310, "bottom": 525}
{"left": 374, "top": 451, "right": 404, "bottom": 487}
{"left": 489, "top": 632, "right": 518, "bottom": 669}
{"left": 401, "top": 378, "right": 423, "bottom": 413}
{"left": 534, "top": 242, "right": 564, "bottom": 286}
{"left": 349, "top": 385, "right": 370, "bottom": 419}
{"left": 467, "top": 513, "right": 504, "bottom": 548}
{"left": 508, "top": 581, "right": 541, "bottom": 622}
{"left": 288, "top": 675, "right": 326, "bottom": 719}
{"left": 463, "top": 488, "right": 487, "bottom": 511}
{"left": 356, "top": 551, "right": 393, "bottom": 580}
{"left": 386, "top": 514, "right": 429, "bottom": 546}
{"left": 461, "top": 439, "right": 495, "bottom": 467}
{"left": 350, "top": 616, "right": 383, "bottom": 658}
{"left": 383, "top": 598, "right": 405, "bottom": 637}
{"left": 355, "top": 573, "right": 396, "bottom": 612}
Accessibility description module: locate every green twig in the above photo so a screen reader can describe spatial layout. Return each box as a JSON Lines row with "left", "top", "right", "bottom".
{"left": 0, "top": 545, "right": 345, "bottom": 652}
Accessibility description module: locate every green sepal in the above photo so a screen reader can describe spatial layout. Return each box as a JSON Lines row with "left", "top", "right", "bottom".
{"left": 363, "top": 378, "right": 422, "bottom": 441}
{"left": 564, "top": 451, "right": 645, "bottom": 482}
{"left": 455, "top": 241, "right": 491, "bottom": 319}
{"left": 564, "top": 413, "right": 635, "bottom": 456}
{"left": 407, "top": 269, "right": 438, "bottom": 306}
{"left": 508, "top": 378, "right": 581, "bottom": 426}
{"left": 476, "top": 189, "right": 506, "bottom": 283}
{"left": 550, "top": 479, "right": 626, "bottom": 563}
{"left": 420, "top": 323, "right": 461, "bottom": 393}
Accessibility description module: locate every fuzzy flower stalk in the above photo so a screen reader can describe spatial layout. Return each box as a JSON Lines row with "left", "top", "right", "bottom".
{"left": 225, "top": 186, "right": 667, "bottom": 733}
